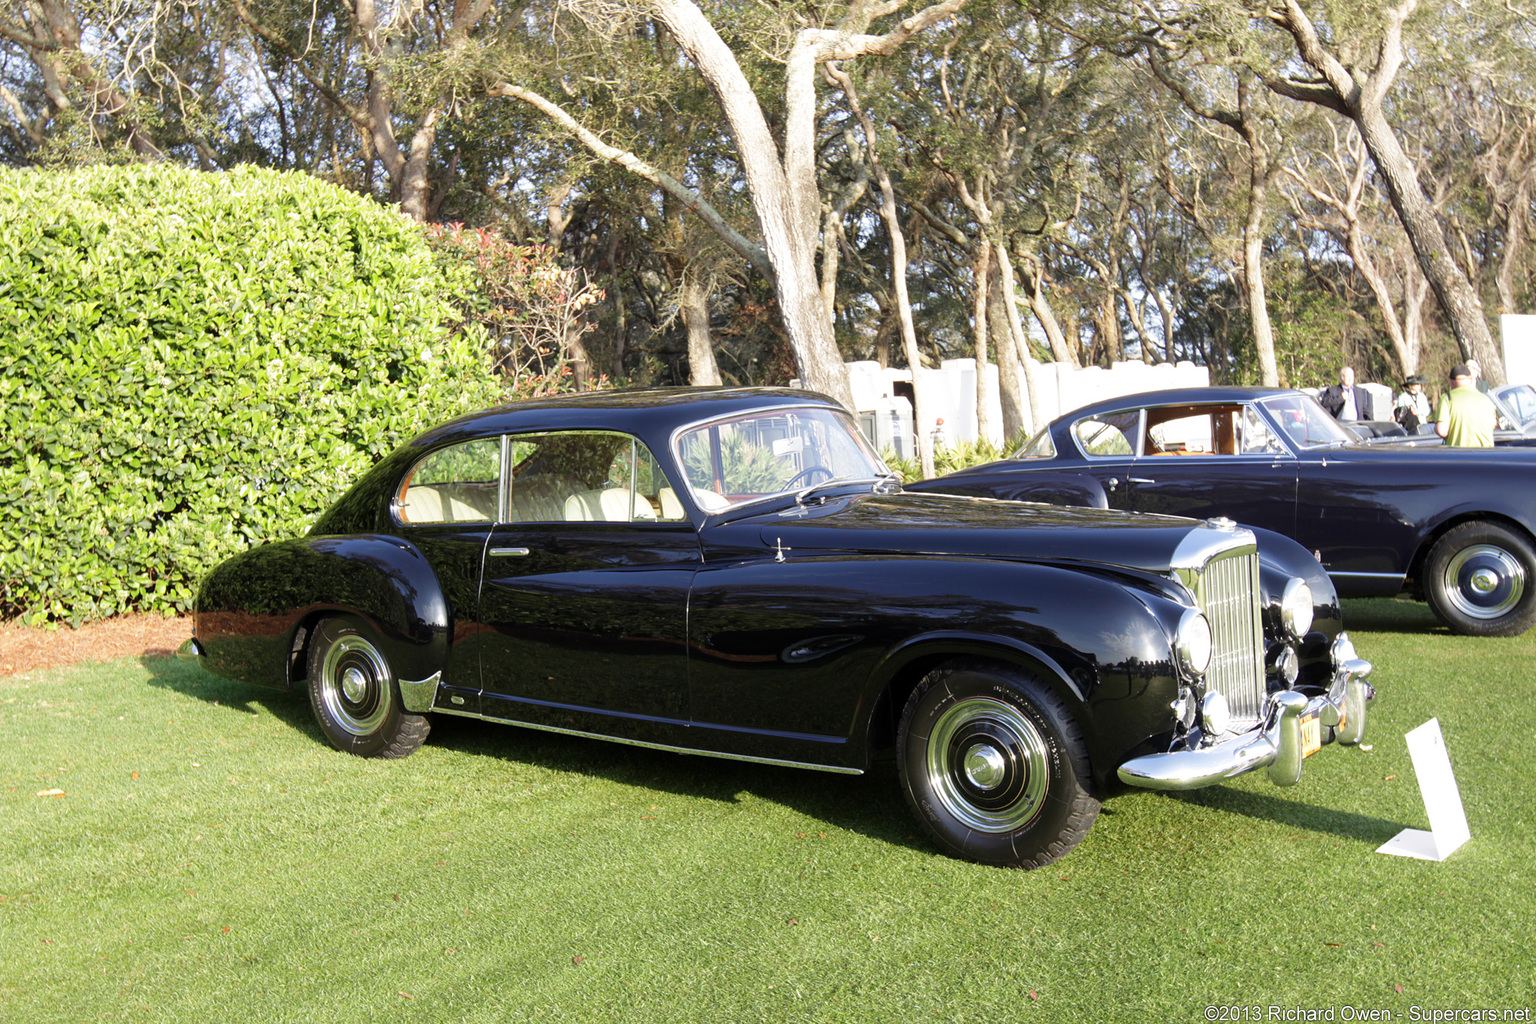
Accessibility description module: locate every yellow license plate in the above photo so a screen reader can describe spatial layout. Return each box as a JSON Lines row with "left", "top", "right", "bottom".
{"left": 1300, "top": 712, "right": 1322, "bottom": 758}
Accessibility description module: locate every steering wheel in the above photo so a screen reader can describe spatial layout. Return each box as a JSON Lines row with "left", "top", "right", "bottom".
{"left": 785, "top": 465, "right": 835, "bottom": 489}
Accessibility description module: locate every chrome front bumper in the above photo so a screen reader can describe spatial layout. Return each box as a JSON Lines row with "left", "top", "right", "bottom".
{"left": 1117, "top": 646, "right": 1374, "bottom": 792}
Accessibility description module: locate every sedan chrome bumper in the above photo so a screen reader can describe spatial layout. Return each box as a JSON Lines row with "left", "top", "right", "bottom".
{"left": 1117, "top": 651, "right": 1374, "bottom": 792}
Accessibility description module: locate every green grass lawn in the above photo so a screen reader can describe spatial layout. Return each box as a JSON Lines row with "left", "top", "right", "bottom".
{"left": 3, "top": 598, "right": 1533, "bottom": 1021}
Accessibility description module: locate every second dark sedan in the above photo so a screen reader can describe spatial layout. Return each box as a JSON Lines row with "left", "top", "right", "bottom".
{"left": 909, "top": 386, "right": 1536, "bottom": 637}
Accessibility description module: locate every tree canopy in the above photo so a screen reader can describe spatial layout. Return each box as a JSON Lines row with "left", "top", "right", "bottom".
{"left": 4, "top": 0, "right": 1534, "bottom": 406}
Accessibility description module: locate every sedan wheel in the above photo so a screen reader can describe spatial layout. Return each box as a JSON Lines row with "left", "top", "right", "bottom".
{"left": 1424, "top": 522, "right": 1536, "bottom": 637}
{"left": 307, "top": 616, "right": 430, "bottom": 758}
{"left": 898, "top": 660, "right": 1099, "bottom": 869}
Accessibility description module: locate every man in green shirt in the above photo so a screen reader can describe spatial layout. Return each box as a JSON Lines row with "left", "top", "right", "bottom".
{"left": 1435, "top": 364, "right": 1496, "bottom": 447}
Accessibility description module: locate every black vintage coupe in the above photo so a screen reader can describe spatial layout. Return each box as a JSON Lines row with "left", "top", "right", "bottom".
{"left": 181, "top": 387, "right": 1373, "bottom": 869}
{"left": 909, "top": 385, "right": 1536, "bottom": 637}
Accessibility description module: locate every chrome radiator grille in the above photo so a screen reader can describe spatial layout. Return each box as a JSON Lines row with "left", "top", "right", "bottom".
{"left": 1198, "top": 547, "right": 1267, "bottom": 728}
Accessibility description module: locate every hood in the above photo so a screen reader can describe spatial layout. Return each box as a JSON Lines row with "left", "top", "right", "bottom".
{"left": 740, "top": 491, "right": 1240, "bottom": 576}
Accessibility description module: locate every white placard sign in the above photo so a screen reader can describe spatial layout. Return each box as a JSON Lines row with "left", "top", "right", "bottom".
{"left": 1377, "top": 718, "right": 1471, "bottom": 861}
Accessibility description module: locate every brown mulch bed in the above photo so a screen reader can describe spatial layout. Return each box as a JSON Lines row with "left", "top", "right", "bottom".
{"left": 0, "top": 614, "right": 191, "bottom": 678}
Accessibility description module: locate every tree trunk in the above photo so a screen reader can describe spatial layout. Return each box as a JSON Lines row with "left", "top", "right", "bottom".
{"left": 827, "top": 64, "right": 935, "bottom": 476}
{"left": 995, "top": 241, "right": 1041, "bottom": 436}
{"left": 1264, "top": 0, "right": 1504, "bottom": 381}
{"left": 972, "top": 242, "right": 994, "bottom": 447}
{"left": 680, "top": 275, "right": 723, "bottom": 386}
{"left": 650, "top": 0, "right": 854, "bottom": 408}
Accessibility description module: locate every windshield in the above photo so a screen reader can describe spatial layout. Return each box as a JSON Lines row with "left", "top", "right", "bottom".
{"left": 1496, "top": 385, "right": 1536, "bottom": 429}
{"left": 1257, "top": 393, "right": 1357, "bottom": 448}
{"left": 674, "top": 407, "right": 888, "bottom": 512}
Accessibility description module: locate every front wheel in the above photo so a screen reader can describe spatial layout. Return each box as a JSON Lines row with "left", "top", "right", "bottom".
{"left": 307, "top": 616, "right": 431, "bottom": 758}
{"left": 897, "top": 660, "right": 1100, "bottom": 869}
{"left": 1423, "top": 522, "right": 1536, "bottom": 637}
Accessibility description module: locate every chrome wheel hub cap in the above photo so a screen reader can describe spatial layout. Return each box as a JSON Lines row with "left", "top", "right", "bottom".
{"left": 926, "top": 696, "right": 1050, "bottom": 833}
{"left": 1444, "top": 544, "right": 1525, "bottom": 621}
{"left": 341, "top": 666, "right": 369, "bottom": 703}
{"left": 318, "top": 635, "right": 391, "bottom": 737}
{"left": 963, "top": 744, "right": 1007, "bottom": 790}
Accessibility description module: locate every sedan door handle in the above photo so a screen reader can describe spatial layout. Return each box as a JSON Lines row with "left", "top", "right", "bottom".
{"left": 490, "top": 546, "right": 530, "bottom": 557}
{"left": 1128, "top": 477, "right": 1155, "bottom": 485}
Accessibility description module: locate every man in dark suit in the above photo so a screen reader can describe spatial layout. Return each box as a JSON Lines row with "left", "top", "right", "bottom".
{"left": 1320, "top": 365, "right": 1374, "bottom": 423}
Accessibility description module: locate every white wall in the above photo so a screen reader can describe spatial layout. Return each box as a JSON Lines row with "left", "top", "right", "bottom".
{"left": 847, "top": 358, "right": 1209, "bottom": 447}
{"left": 1501, "top": 314, "right": 1536, "bottom": 388}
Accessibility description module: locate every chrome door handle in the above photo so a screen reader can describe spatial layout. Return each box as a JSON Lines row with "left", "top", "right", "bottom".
{"left": 490, "top": 546, "right": 530, "bottom": 557}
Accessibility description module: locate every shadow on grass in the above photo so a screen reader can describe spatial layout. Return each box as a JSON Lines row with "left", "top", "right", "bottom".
{"left": 1170, "top": 785, "right": 1409, "bottom": 846}
{"left": 425, "top": 711, "right": 928, "bottom": 853}
{"left": 138, "top": 654, "right": 1415, "bottom": 857}
{"left": 139, "top": 653, "right": 326, "bottom": 742}
{"left": 138, "top": 653, "right": 928, "bottom": 855}
{"left": 1342, "top": 597, "right": 1443, "bottom": 634}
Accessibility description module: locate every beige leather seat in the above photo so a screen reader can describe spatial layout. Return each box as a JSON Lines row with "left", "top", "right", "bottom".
{"left": 658, "top": 488, "right": 685, "bottom": 519}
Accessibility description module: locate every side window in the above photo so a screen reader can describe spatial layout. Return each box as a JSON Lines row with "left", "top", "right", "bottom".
{"left": 1146, "top": 406, "right": 1242, "bottom": 456}
{"left": 507, "top": 431, "right": 686, "bottom": 523}
{"left": 1014, "top": 426, "right": 1057, "bottom": 460}
{"left": 396, "top": 439, "right": 502, "bottom": 524}
{"left": 1241, "top": 405, "right": 1285, "bottom": 454}
{"left": 1073, "top": 412, "right": 1139, "bottom": 457}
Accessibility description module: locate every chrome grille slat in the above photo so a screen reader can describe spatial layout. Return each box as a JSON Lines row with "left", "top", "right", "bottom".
{"left": 1201, "top": 548, "right": 1266, "bottom": 728}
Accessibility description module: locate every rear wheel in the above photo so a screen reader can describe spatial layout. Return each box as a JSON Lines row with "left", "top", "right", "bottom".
{"left": 897, "top": 660, "right": 1099, "bottom": 869}
{"left": 307, "top": 616, "right": 430, "bottom": 758}
{"left": 1423, "top": 522, "right": 1536, "bottom": 637}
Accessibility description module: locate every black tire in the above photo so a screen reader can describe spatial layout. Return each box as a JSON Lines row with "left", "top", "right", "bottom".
{"left": 897, "top": 660, "right": 1100, "bottom": 869}
{"left": 1423, "top": 522, "right": 1536, "bottom": 637}
{"left": 307, "top": 616, "right": 431, "bottom": 758}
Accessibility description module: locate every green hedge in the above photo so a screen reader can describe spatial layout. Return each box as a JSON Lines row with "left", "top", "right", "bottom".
{"left": 0, "top": 164, "right": 505, "bottom": 624}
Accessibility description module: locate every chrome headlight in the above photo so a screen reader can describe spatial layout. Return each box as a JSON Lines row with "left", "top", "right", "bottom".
{"left": 1175, "top": 608, "right": 1213, "bottom": 678}
{"left": 1280, "top": 577, "right": 1314, "bottom": 640}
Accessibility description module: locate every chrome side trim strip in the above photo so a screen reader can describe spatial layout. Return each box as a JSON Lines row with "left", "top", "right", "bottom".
{"left": 429, "top": 707, "right": 864, "bottom": 775}
{"left": 1327, "top": 571, "right": 1407, "bottom": 581}
{"left": 396, "top": 671, "right": 442, "bottom": 713}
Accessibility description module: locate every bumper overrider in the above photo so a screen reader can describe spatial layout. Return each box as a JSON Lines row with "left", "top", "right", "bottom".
{"left": 1117, "top": 634, "right": 1375, "bottom": 792}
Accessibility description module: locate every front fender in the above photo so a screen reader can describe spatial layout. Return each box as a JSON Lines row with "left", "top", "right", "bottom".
{"left": 1249, "top": 525, "right": 1341, "bottom": 688}
{"left": 193, "top": 534, "right": 450, "bottom": 691}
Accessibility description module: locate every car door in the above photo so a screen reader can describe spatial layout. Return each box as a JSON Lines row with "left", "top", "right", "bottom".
{"left": 474, "top": 430, "right": 700, "bottom": 736}
{"left": 1064, "top": 408, "right": 1143, "bottom": 511}
{"left": 391, "top": 436, "right": 503, "bottom": 711}
{"left": 1120, "top": 402, "right": 1299, "bottom": 537}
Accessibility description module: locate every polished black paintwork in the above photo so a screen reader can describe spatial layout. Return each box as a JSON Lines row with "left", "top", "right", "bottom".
{"left": 910, "top": 386, "right": 1536, "bottom": 600}
{"left": 192, "top": 386, "right": 1339, "bottom": 788}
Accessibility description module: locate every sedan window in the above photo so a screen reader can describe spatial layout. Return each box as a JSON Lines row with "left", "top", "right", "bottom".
{"left": 1072, "top": 412, "right": 1139, "bottom": 458}
{"left": 1013, "top": 426, "right": 1057, "bottom": 460}
{"left": 396, "top": 439, "right": 502, "bottom": 524}
{"left": 507, "top": 431, "right": 687, "bottom": 523}
{"left": 1145, "top": 405, "right": 1246, "bottom": 456}
{"left": 1241, "top": 405, "right": 1286, "bottom": 455}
